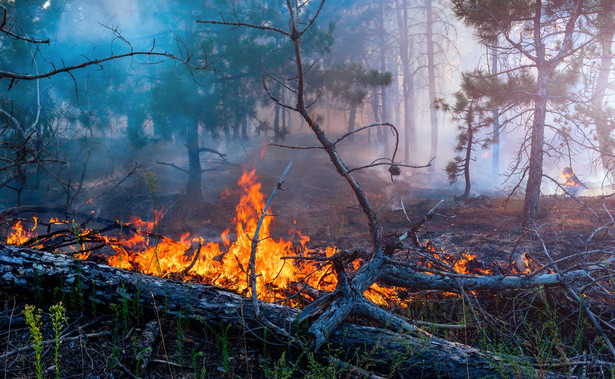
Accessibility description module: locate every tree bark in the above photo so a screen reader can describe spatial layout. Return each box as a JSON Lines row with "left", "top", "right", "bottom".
{"left": 522, "top": 4, "right": 550, "bottom": 225}
{"left": 461, "top": 105, "right": 473, "bottom": 200}
{"left": 491, "top": 47, "right": 500, "bottom": 177}
{"left": 185, "top": 122, "right": 202, "bottom": 201}
{"left": 426, "top": 0, "right": 438, "bottom": 171}
{"left": 395, "top": 0, "right": 418, "bottom": 164}
{"left": 0, "top": 243, "right": 569, "bottom": 378}
{"left": 593, "top": 6, "right": 615, "bottom": 178}
{"left": 273, "top": 103, "right": 281, "bottom": 142}
{"left": 347, "top": 101, "right": 357, "bottom": 134}
{"left": 378, "top": 3, "right": 390, "bottom": 159}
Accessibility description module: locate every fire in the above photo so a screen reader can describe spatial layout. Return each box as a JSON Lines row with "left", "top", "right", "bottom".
{"left": 561, "top": 167, "right": 580, "bottom": 187}
{"left": 93, "top": 170, "right": 340, "bottom": 302}
{"left": 2, "top": 170, "right": 534, "bottom": 306}
{"left": 6, "top": 218, "right": 39, "bottom": 246}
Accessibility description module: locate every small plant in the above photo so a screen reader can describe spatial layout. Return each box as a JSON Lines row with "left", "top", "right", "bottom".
{"left": 208, "top": 323, "right": 232, "bottom": 374}
{"left": 132, "top": 335, "right": 151, "bottom": 378}
{"left": 192, "top": 349, "right": 205, "bottom": 379}
{"left": 119, "top": 275, "right": 130, "bottom": 333}
{"left": 71, "top": 222, "right": 81, "bottom": 243}
{"left": 109, "top": 303, "right": 122, "bottom": 367}
{"left": 177, "top": 310, "right": 185, "bottom": 366}
{"left": 34, "top": 253, "right": 43, "bottom": 306}
{"left": 50, "top": 302, "right": 67, "bottom": 379}
{"left": 133, "top": 277, "right": 143, "bottom": 323}
{"left": 266, "top": 351, "right": 293, "bottom": 379}
{"left": 23, "top": 304, "right": 44, "bottom": 379}
{"left": 220, "top": 323, "right": 231, "bottom": 374}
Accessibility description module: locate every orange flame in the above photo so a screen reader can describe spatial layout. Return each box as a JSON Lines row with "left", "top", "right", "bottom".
{"left": 561, "top": 167, "right": 580, "bottom": 187}
{"left": 6, "top": 218, "right": 38, "bottom": 246}
{"left": 3, "top": 170, "right": 524, "bottom": 306}
{"left": 102, "top": 170, "right": 328, "bottom": 302}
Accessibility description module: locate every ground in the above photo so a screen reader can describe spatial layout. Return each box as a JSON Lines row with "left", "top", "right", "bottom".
{"left": 1, "top": 136, "right": 614, "bottom": 377}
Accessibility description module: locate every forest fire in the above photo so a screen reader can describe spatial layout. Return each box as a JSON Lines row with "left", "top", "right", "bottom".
{"left": 561, "top": 167, "right": 581, "bottom": 188}
{"left": 3, "top": 171, "right": 533, "bottom": 306}
{"left": 99, "top": 169, "right": 342, "bottom": 302}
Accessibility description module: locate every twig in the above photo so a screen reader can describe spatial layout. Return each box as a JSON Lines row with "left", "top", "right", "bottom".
{"left": 150, "top": 291, "right": 174, "bottom": 379}
{"left": 156, "top": 161, "right": 189, "bottom": 174}
{"left": 543, "top": 174, "right": 615, "bottom": 240}
{"left": 531, "top": 223, "right": 615, "bottom": 359}
{"left": 180, "top": 242, "right": 202, "bottom": 276}
{"left": 112, "top": 358, "right": 137, "bottom": 379}
{"left": 151, "top": 359, "right": 182, "bottom": 367}
{"left": 397, "top": 199, "right": 445, "bottom": 247}
{"left": 3, "top": 297, "right": 15, "bottom": 379}
{"left": 248, "top": 161, "right": 293, "bottom": 317}
{"left": 0, "top": 331, "right": 111, "bottom": 359}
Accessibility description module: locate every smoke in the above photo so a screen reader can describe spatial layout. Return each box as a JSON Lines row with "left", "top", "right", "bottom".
{"left": 3, "top": 0, "right": 609, "bottom": 226}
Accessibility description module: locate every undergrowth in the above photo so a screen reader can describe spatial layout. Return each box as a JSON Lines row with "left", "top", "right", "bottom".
{"left": 5, "top": 283, "right": 613, "bottom": 378}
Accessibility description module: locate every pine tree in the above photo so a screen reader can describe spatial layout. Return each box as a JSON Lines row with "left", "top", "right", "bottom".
{"left": 453, "top": 0, "right": 587, "bottom": 225}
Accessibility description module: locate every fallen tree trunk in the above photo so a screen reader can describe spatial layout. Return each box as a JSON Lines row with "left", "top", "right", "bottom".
{"left": 0, "top": 243, "right": 567, "bottom": 378}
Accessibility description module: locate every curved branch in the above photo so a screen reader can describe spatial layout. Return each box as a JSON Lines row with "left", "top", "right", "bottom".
{"left": 0, "top": 50, "right": 202, "bottom": 81}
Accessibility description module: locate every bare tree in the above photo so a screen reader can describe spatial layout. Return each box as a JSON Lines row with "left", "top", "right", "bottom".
{"left": 197, "top": 2, "right": 615, "bottom": 364}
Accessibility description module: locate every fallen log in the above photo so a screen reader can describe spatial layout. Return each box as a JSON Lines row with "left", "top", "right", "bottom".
{"left": 0, "top": 243, "right": 567, "bottom": 378}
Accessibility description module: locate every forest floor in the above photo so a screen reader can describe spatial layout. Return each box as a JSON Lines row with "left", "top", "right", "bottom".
{"left": 1, "top": 137, "right": 614, "bottom": 377}
{"left": 2, "top": 195, "right": 613, "bottom": 377}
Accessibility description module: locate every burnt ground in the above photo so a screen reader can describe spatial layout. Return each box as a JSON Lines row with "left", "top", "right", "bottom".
{"left": 1, "top": 135, "right": 615, "bottom": 378}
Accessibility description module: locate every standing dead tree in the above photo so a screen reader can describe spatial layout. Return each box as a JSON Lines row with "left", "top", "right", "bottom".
{"left": 197, "top": 0, "right": 422, "bottom": 350}
{"left": 197, "top": 0, "right": 615, "bottom": 366}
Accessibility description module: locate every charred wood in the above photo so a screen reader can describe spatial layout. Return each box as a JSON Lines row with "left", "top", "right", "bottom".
{"left": 0, "top": 243, "right": 571, "bottom": 378}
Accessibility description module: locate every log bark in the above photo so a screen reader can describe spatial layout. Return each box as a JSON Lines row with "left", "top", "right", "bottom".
{"left": 0, "top": 243, "right": 568, "bottom": 378}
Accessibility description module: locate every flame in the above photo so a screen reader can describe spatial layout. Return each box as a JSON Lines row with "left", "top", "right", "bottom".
{"left": 96, "top": 170, "right": 329, "bottom": 302}
{"left": 3, "top": 170, "right": 531, "bottom": 307}
{"left": 561, "top": 167, "right": 580, "bottom": 187}
{"left": 6, "top": 219, "right": 38, "bottom": 245}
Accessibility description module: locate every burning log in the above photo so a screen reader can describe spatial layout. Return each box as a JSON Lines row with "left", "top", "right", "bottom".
{"left": 0, "top": 243, "right": 571, "bottom": 378}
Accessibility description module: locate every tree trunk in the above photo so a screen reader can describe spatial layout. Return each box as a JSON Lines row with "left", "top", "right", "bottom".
{"left": 282, "top": 103, "right": 288, "bottom": 136}
{"left": 0, "top": 243, "right": 571, "bottom": 378}
{"left": 380, "top": 85, "right": 390, "bottom": 158}
{"left": 241, "top": 116, "right": 249, "bottom": 141}
{"left": 347, "top": 102, "right": 357, "bottom": 134}
{"left": 378, "top": 3, "right": 390, "bottom": 158}
{"left": 491, "top": 47, "right": 500, "bottom": 177}
{"left": 273, "top": 103, "right": 281, "bottom": 142}
{"left": 522, "top": 9, "right": 550, "bottom": 225}
{"left": 461, "top": 105, "right": 473, "bottom": 200}
{"left": 185, "top": 122, "right": 202, "bottom": 201}
{"left": 593, "top": 8, "right": 615, "bottom": 179}
{"left": 396, "top": 0, "right": 417, "bottom": 164}
{"left": 371, "top": 88, "right": 381, "bottom": 141}
{"left": 426, "top": 0, "right": 438, "bottom": 171}
{"left": 523, "top": 74, "right": 548, "bottom": 224}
